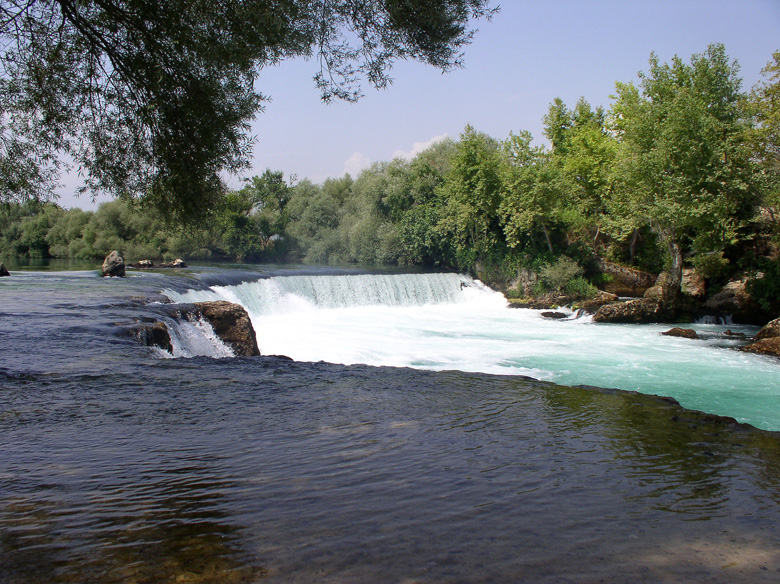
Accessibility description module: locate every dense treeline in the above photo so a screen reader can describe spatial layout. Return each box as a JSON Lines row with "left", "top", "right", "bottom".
{"left": 2, "top": 45, "right": 779, "bottom": 308}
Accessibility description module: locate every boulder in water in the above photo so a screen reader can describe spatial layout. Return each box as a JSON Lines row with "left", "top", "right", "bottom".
{"left": 754, "top": 316, "right": 780, "bottom": 341}
{"left": 541, "top": 311, "right": 568, "bottom": 320}
{"left": 661, "top": 327, "right": 699, "bottom": 340}
{"left": 101, "top": 251, "right": 125, "bottom": 277}
{"left": 132, "top": 321, "right": 173, "bottom": 353}
{"left": 576, "top": 290, "right": 619, "bottom": 314}
{"left": 741, "top": 316, "right": 780, "bottom": 357}
{"left": 742, "top": 337, "right": 780, "bottom": 358}
{"left": 194, "top": 301, "right": 259, "bottom": 357}
{"left": 0, "top": 262, "right": 9, "bottom": 277}
{"left": 592, "top": 298, "right": 672, "bottom": 324}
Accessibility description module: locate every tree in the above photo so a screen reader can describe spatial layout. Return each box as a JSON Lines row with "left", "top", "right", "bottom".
{"left": 609, "top": 44, "right": 756, "bottom": 303}
{"left": 438, "top": 125, "right": 504, "bottom": 265}
{"left": 239, "top": 169, "right": 292, "bottom": 245}
{"left": 499, "top": 130, "right": 566, "bottom": 254}
{"left": 747, "top": 51, "right": 780, "bottom": 226}
{"left": 1, "top": 0, "right": 497, "bottom": 221}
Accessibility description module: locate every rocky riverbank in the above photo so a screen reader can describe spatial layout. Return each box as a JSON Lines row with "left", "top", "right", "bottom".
{"left": 497, "top": 259, "right": 780, "bottom": 358}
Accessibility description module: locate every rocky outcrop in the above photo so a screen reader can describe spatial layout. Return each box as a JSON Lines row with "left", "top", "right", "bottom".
{"left": 597, "top": 259, "right": 656, "bottom": 297}
{"left": 576, "top": 290, "right": 619, "bottom": 314}
{"left": 0, "top": 262, "right": 9, "bottom": 277}
{"left": 132, "top": 321, "right": 173, "bottom": 353}
{"left": 662, "top": 327, "right": 699, "bottom": 340}
{"left": 742, "top": 337, "right": 780, "bottom": 358}
{"left": 741, "top": 316, "right": 780, "bottom": 357}
{"left": 704, "top": 278, "right": 752, "bottom": 314}
{"left": 754, "top": 316, "right": 780, "bottom": 341}
{"left": 592, "top": 298, "right": 674, "bottom": 324}
{"left": 128, "top": 258, "right": 188, "bottom": 269}
{"left": 193, "top": 301, "right": 259, "bottom": 357}
{"left": 702, "top": 277, "right": 768, "bottom": 324}
{"left": 101, "top": 251, "right": 125, "bottom": 277}
{"left": 541, "top": 311, "right": 568, "bottom": 320}
{"left": 682, "top": 268, "right": 706, "bottom": 298}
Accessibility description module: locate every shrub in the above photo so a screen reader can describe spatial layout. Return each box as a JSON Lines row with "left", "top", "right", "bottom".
{"left": 538, "top": 256, "right": 583, "bottom": 292}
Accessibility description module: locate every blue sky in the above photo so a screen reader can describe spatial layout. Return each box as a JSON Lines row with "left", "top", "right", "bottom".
{"left": 62, "top": 0, "right": 780, "bottom": 209}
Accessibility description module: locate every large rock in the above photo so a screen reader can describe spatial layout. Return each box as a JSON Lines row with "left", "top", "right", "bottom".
{"left": 576, "top": 290, "right": 619, "bottom": 314}
{"left": 132, "top": 322, "right": 173, "bottom": 353}
{"left": 194, "top": 301, "right": 260, "bottom": 357}
{"left": 754, "top": 316, "right": 780, "bottom": 341}
{"left": 682, "top": 268, "right": 706, "bottom": 298}
{"left": 0, "top": 262, "right": 9, "bottom": 277}
{"left": 704, "top": 278, "right": 749, "bottom": 314}
{"left": 597, "top": 259, "right": 656, "bottom": 297}
{"left": 101, "top": 251, "right": 126, "bottom": 277}
{"left": 662, "top": 327, "right": 699, "bottom": 340}
{"left": 592, "top": 298, "right": 672, "bottom": 324}
{"left": 742, "top": 337, "right": 780, "bottom": 358}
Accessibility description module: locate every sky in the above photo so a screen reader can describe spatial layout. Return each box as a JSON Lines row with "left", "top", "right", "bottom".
{"left": 60, "top": 0, "right": 780, "bottom": 209}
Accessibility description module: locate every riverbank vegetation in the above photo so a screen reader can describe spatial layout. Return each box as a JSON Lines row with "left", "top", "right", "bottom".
{"left": 2, "top": 45, "right": 779, "bottom": 314}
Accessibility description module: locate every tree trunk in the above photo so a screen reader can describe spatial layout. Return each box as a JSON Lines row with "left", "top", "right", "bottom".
{"left": 541, "top": 223, "right": 554, "bottom": 254}
{"left": 628, "top": 229, "right": 640, "bottom": 265}
{"left": 664, "top": 238, "right": 683, "bottom": 307}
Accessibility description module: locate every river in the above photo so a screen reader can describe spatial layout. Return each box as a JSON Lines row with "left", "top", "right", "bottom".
{"left": 2, "top": 263, "right": 780, "bottom": 583}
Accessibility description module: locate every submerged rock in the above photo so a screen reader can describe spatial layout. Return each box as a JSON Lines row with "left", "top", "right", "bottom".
{"left": 661, "top": 327, "right": 699, "bottom": 340}
{"left": 194, "top": 301, "right": 259, "bottom": 357}
{"left": 541, "top": 311, "right": 568, "bottom": 320}
{"left": 0, "top": 262, "right": 9, "bottom": 277}
{"left": 101, "top": 251, "right": 125, "bottom": 277}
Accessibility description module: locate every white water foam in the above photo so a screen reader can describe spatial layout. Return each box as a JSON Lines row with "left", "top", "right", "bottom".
{"left": 161, "top": 314, "right": 235, "bottom": 359}
{"left": 163, "top": 272, "right": 780, "bottom": 429}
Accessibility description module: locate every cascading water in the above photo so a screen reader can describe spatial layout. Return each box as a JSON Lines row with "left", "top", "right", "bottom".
{"left": 160, "top": 314, "right": 235, "bottom": 359}
{"left": 162, "top": 271, "right": 780, "bottom": 430}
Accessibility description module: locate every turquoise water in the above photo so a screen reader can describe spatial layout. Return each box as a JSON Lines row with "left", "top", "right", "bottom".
{"left": 166, "top": 272, "right": 780, "bottom": 431}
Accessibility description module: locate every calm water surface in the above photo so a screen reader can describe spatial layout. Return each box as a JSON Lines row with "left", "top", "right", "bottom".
{"left": 2, "top": 265, "right": 780, "bottom": 583}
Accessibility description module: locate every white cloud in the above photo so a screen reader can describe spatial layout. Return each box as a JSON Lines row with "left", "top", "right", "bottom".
{"left": 343, "top": 152, "right": 372, "bottom": 177}
{"left": 392, "top": 134, "right": 450, "bottom": 161}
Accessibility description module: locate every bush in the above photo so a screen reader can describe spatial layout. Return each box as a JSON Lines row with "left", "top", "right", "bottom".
{"left": 746, "top": 258, "right": 780, "bottom": 312}
{"left": 692, "top": 251, "right": 731, "bottom": 279}
{"left": 538, "top": 256, "right": 584, "bottom": 292}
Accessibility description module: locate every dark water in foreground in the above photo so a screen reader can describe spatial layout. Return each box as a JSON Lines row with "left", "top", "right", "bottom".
{"left": 2, "top": 266, "right": 780, "bottom": 583}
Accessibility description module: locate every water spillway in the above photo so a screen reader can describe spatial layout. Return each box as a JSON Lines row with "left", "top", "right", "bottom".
{"left": 163, "top": 271, "right": 780, "bottom": 431}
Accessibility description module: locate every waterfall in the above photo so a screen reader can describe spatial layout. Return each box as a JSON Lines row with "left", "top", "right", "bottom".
{"left": 164, "top": 272, "right": 501, "bottom": 315}
{"left": 157, "top": 314, "right": 235, "bottom": 359}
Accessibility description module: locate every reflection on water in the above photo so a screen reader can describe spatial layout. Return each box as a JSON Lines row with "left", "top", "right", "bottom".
{"left": 3, "top": 360, "right": 780, "bottom": 583}
{"left": 1, "top": 433, "right": 262, "bottom": 583}
{"left": 3, "top": 268, "right": 780, "bottom": 583}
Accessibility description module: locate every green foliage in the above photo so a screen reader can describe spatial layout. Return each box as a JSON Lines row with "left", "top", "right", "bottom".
{"left": 691, "top": 251, "right": 731, "bottom": 279}
{"left": 437, "top": 125, "right": 504, "bottom": 260}
{"left": 746, "top": 258, "right": 780, "bottom": 312}
{"left": 1, "top": 0, "right": 497, "bottom": 222}
{"left": 609, "top": 43, "right": 757, "bottom": 294}
{"left": 747, "top": 51, "right": 780, "bottom": 229}
{"left": 538, "top": 256, "right": 584, "bottom": 293}
{"left": 3, "top": 44, "right": 778, "bottom": 308}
